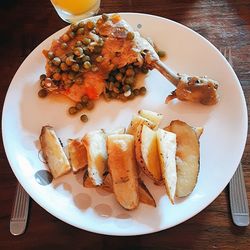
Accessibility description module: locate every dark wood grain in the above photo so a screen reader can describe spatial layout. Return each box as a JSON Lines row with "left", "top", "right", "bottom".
{"left": 0, "top": 0, "right": 249, "bottom": 249}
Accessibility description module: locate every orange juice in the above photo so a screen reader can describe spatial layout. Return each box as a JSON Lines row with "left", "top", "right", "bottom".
{"left": 50, "top": 0, "right": 100, "bottom": 23}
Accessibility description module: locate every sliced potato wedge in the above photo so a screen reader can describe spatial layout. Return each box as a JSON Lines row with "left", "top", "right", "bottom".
{"left": 156, "top": 129, "right": 177, "bottom": 204}
{"left": 135, "top": 125, "right": 162, "bottom": 184}
{"left": 138, "top": 109, "right": 163, "bottom": 128}
{"left": 138, "top": 178, "right": 156, "bottom": 207}
{"left": 82, "top": 129, "right": 108, "bottom": 186}
{"left": 103, "top": 127, "right": 126, "bottom": 135}
{"left": 39, "top": 126, "right": 71, "bottom": 178}
{"left": 107, "top": 134, "right": 139, "bottom": 210}
{"left": 193, "top": 127, "right": 204, "bottom": 139}
{"left": 68, "top": 139, "right": 87, "bottom": 173}
{"left": 127, "top": 114, "right": 155, "bottom": 136}
{"left": 165, "top": 120, "right": 201, "bottom": 197}
{"left": 83, "top": 171, "right": 155, "bottom": 207}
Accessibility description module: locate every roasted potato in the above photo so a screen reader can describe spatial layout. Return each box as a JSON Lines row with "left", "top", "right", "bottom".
{"left": 82, "top": 129, "right": 108, "bottom": 186}
{"left": 68, "top": 139, "right": 87, "bottom": 173}
{"left": 165, "top": 120, "right": 201, "bottom": 197}
{"left": 138, "top": 109, "right": 163, "bottom": 129}
{"left": 138, "top": 178, "right": 156, "bottom": 207}
{"left": 127, "top": 114, "right": 155, "bottom": 136}
{"left": 39, "top": 126, "right": 71, "bottom": 178}
{"left": 135, "top": 125, "right": 162, "bottom": 184}
{"left": 103, "top": 127, "right": 126, "bottom": 135}
{"left": 83, "top": 171, "right": 156, "bottom": 207}
{"left": 107, "top": 134, "right": 139, "bottom": 210}
{"left": 156, "top": 128, "right": 177, "bottom": 204}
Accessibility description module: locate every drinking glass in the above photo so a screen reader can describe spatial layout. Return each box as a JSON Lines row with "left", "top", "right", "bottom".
{"left": 50, "top": 0, "right": 101, "bottom": 23}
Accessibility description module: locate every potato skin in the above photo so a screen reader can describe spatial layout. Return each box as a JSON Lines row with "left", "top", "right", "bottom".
{"left": 39, "top": 125, "right": 71, "bottom": 179}
{"left": 165, "top": 120, "right": 201, "bottom": 197}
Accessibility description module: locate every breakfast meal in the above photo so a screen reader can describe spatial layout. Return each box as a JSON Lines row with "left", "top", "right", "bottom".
{"left": 38, "top": 13, "right": 219, "bottom": 121}
{"left": 39, "top": 109, "right": 203, "bottom": 210}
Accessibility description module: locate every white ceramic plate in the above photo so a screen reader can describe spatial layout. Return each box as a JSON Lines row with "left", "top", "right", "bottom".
{"left": 2, "top": 13, "right": 247, "bottom": 236}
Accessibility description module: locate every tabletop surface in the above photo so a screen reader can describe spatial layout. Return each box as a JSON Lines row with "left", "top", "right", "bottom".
{"left": 0, "top": 0, "right": 249, "bottom": 249}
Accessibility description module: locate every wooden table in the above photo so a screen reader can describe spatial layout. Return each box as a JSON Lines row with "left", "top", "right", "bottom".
{"left": 0, "top": 0, "right": 249, "bottom": 249}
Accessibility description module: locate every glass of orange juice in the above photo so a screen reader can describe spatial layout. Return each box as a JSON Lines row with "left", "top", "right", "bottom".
{"left": 50, "top": 0, "right": 101, "bottom": 23}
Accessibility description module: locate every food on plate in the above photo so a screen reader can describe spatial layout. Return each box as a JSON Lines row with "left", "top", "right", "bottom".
{"left": 138, "top": 178, "right": 156, "bottom": 207}
{"left": 82, "top": 129, "right": 108, "bottom": 185}
{"left": 38, "top": 14, "right": 155, "bottom": 106}
{"left": 135, "top": 125, "right": 162, "bottom": 184}
{"left": 127, "top": 114, "right": 155, "bottom": 136}
{"left": 165, "top": 120, "right": 201, "bottom": 197}
{"left": 103, "top": 127, "right": 126, "bottom": 135}
{"left": 107, "top": 134, "right": 139, "bottom": 210}
{"left": 165, "top": 74, "right": 219, "bottom": 105}
{"left": 83, "top": 171, "right": 156, "bottom": 207}
{"left": 38, "top": 13, "right": 219, "bottom": 122}
{"left": 39, "top": 126, "right": 71, "bottom": 178}
{"left": 156, "top": 129, "right": 177, "bottom": 204}
{"left": 39, "top": 109, "right": 203, "bottom": 210}
{"left": 138, "top": 109, "right": 163, "bottom": 128}
{"left": 68, "top": 139, "right": 88, "bottom": 173}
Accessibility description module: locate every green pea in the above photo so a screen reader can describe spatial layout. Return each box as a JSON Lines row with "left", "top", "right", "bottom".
{"left": 40, "top": 74, "right": 46, "bottom": 81}
{"left": 74, "top": 47, "right": 83, "bottom": 56}
{"left": 127, "top": 32, "right": 134, "bottom": 40}
{"left": 68, "top": 106, "right": 77, "bottom": 115}
{"left": 157, "top": 50, "right": 166, "bottom": 58}
{"left": 133, "top": 88, "right": 140, "bottom": 96}
{"left": 76, "top": 27, "right": 85, "bottom": 35}
{"left": 52, "top": 57, "right": 61, "bottom": 66}
{"left": 71, "top": 63, "right": 80, "bottom": 72}
{"left": 83, "top": 61, "right": 91, "bottom": 69}
{"left": 139, "top": 86, "right": 147, "bottom": 95}
{"left": 78, "top": 21, "right": 85, "bottom": 28}
{"left": 83, "top": 37, "right": 91, "bottom": 45}
{"left": 95, "top": 55, "right": 104, "bottom": 63}
{"left": 61, "top": 33, "right": 70, "bottom": 42}
{"left": 86, "top": 101, "right": 94, "bottom": 110}
{"left": 76, "top": 102, "right": 84, "bottom": 110}
{"left": 60, "top": 63, "right": 69, "bottom": 71}
{"left": 91, "top": 65, "right": 98, "bottom": 72}
{"left": 122, "top": 85, "right": 130, "bottom": 92}
{"left": 68, "top": 31, "right": 76, "bottom": 39}
{"left": 47, "top": 51, "right": 54, "bottom": 60}
{"left": 38, "top": 89, "right": 48, "bottom": 98}
{"left": 61, "top": 42, "right": 68, "bottom": 50}
{"left": 124, "top": 77, "right": 134, "bottom": 85}
{"left": 70, "top": 23, "right": 78, "bottom": 31}
{"left": 81, "top": 95, "right": 89, "bottom": 104}
{"left": 80, "top": 114, "right": 88, "bottom": 122}
{"left": 75, "top": 40, "right": 83, "bottom": 47}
